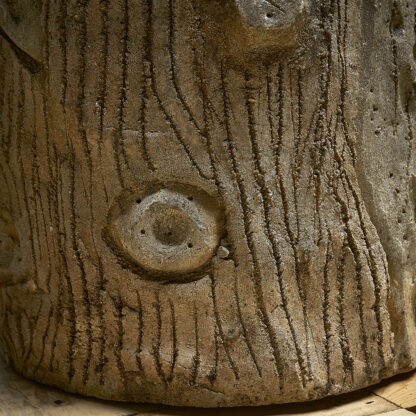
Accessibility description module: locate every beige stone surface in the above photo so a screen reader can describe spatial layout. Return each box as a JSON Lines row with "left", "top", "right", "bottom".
{"left": 0, "top": 356, "right": 407, "bottom": 415}
{"left": 0, "top": 0, "right": 415, "bottom": 408}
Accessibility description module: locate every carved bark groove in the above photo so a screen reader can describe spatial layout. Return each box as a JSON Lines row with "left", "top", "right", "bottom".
{"left": 0, "top": 0, "right": 415, "bottom": 407}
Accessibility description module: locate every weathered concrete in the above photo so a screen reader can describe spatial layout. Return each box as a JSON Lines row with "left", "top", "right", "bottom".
{"left": 0, "top": 0, "right": 415, "bottom": 407}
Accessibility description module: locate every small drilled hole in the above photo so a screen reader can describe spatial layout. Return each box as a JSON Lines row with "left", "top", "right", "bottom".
{"left": 188, "top": 196, "right": 194, "bottom": 201}
{"left": 188, "top": 243, "right": 193, "bottom": 248}
{"left": 136, "top": 198, "right": 142, "bottom": 204}
{"left": 141, "top": 229, "right": 146, "bottom": 235}
{"left": 153, "top": 209, "right": 191, "bottom": 246}
{"left": 266, "top": 12, "right": 273, "bottom": 18}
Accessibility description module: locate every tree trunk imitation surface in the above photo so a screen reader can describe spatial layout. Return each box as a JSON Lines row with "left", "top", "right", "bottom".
{"left": 0, "top": 0, "right": 415, "bottom": 407}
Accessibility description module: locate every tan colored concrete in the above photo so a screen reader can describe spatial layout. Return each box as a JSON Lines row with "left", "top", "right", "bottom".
{"left": 0, "top": 0, "right": 415, "bottom": 407}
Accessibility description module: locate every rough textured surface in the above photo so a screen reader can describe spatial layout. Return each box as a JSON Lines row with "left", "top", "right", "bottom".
{"left": 1, "top": 355, "right": 413, "bottom": 416}
{"left": 0, "top": 0, "right": 415, "bottom": 408}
